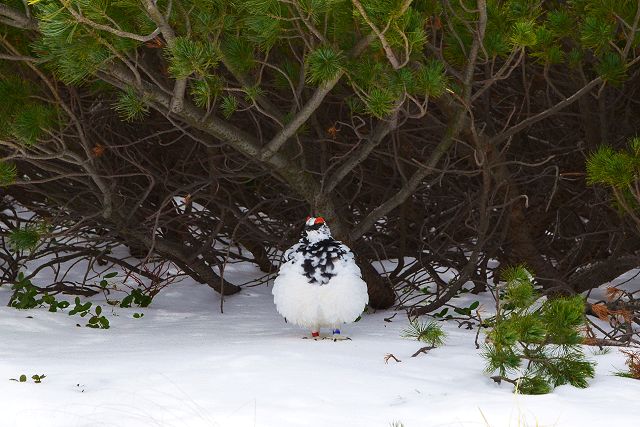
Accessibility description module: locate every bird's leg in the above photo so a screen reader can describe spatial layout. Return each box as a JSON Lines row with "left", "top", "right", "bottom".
{"left": 302, "top": 330, "right": 321, "bottom": 340}
{"left": 324, "top": 328, "right": 351, "bottom": 341}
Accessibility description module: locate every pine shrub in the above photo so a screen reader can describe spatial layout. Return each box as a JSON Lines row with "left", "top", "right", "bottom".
{"left": 587, "top": 137, "right": 640, "bottom": 225}
{"left": 483, "top": 266, "right": 595, "bottom": 394}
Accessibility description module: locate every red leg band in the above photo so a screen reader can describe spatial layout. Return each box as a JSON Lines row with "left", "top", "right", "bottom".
{"left": 311, "top": 331, "right": 320, "bottom": 337}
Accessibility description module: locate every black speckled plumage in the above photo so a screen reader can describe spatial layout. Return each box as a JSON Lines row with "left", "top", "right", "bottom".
{"left": 295, "top": 238, "right": 348, "bottom": 285}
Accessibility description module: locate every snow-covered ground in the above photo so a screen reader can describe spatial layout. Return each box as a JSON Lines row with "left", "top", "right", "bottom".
{"left": 1, "top": 262, "right": 639, "bottom": 427}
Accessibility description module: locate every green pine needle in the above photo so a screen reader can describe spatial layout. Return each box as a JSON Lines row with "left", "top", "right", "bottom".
{"left": 416, "top": 60, "right": 448, "bottom": 98}
{"left": 167, "top": 37, "right": 219, "bottom": 79}
{"left": 306, "top": 47, "right": 344, "bottom": 84}
{"left": 10, "top": 104, "right": 57, "bottom": 145}
{"left": 220, "top": 95, "right": 238, "bottom": 119}
{"left": 114, "top": 88, "right": 149, "bottom": 122}
{"left": 8, "top": 227, "right": 41, "bottom": 251}
{"left": 0, "top": 161, "right": 18, "bottom": 186}
{"left": 510, "top": 20, "right": 537, "bottom": 47}
{"left": 402, "top": 319, "right": 446, "bottom": 347}
{"left": 484, "top": 32, "right": 510, "bottom": 57}
{"left": 586, "top": 145, "right": 637, "bottom": 188}
{"left": 364, "top": 88, "right": 395, "bottom": 119}
{"left": 547, "top": 10, "right": 573, "bottom": 36}
{"left": 190, "top": 76, "right": 224, "bottom": 109}
{"left": 580, "top": 16, "right": 615, "bottom": 53}
{"left": 484, "top": 265, "right": 594, "bottom": 394}
{"left": 595, "top": 52, "right": 626, "bottom": 84}
{"left": 517, "top": 375, "right": 552, "bottom": 395}
{"left": 483, "top": 344, "right": 521, "bottom": 376}
{"left": 221, "top": 38, "right": 254, "bottom": 74}
{"left": 244, "top": 85, "right": 265, "bottom": 103}
{"left": 502, "top": 265, "right": 536, "bottom": 308}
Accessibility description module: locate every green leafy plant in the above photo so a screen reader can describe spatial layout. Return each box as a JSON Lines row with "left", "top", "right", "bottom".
{"left": 120, "top": 288, "right": 152, "bottom": 308}
{"left": 9, "top": 272, "right": 41, "bottom": 309}
{"left": 454, "top": 300, "right": 480, "bottom": 316}
{"left": 68, "top": 296, "right": 93, "bottom": 317}
{"left": 483, "top": 266, "right": 595, "bottom": 394}
{"left": 86, "top": 305, "right": 110, "bottom": 329}
{"left": 68, "top": 297, "right": 109, "bottom": 328}
{"left": 41, "top": 294, "right": 70, "bottom": 312}
{"left": 10, "top": 272, "right": 68, "bottom": 311}
{"left": 31, "top": 374, "right": 46, "bottom": 384}
{"left": 10, "top": 374, "right": 46, "bottom": 384}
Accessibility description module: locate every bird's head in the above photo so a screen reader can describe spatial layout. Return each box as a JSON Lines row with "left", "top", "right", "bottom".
{"left": 303, "top": 216, "right": 332, "bottom": 242}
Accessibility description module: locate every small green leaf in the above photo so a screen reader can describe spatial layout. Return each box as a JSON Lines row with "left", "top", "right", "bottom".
{"left": 103, "top": 272, "right": 118, "bottom": 279}
{"left": 19, "top": 374, "right": 27, "bottom": 382}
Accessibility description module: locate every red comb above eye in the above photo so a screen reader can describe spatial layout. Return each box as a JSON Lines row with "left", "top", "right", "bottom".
{"left": 314, "top": 217, "right": 325, "bottom": 224}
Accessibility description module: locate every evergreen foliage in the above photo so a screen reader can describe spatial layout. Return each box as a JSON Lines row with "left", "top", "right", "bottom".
{"left": 587, "top": 137, "right": 640, "bottom": 219}
{"left": 167, "top": 37, "right": 219, "bottom": 79}
{"left": 483, "top": 266, "right": 595, "bottom": 394}
{"left": 306, "top": 47, "right": 344, "bottom": 84}
{"left": 8, "top": 227, "right": 41, "bottom": 251}
{"left": 114, "top": 87, "right": 149, "bottom": 122}
{"left": 402, "top": 319, "right": 446, "bottom": 347}
{"left": 0, "top": 161, "right": 18, "bottom": 186}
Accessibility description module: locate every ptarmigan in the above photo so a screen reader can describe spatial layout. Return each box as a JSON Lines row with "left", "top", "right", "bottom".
{"left": 272, "top": 216, "right": 369, "bottom": 339}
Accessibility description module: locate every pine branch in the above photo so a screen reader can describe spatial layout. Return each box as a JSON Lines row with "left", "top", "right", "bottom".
{"left": 0, "top": 4, "right": 38, "bottom": 31}
{"left": 258, "top": 34, "right": 376, "bottom": 161}
{"left": 491, "top": 77, "right": 603, "bottom": 145}
{"left": 349, "top": 0, "right": 487, "bottom": 241}
{"left": 141, "top": 0, "right": 186, "bottom": 113}
{"left": 63, "top": 4, "right": 161, "bottom": 42}
{"left": 351, "top": 0, "right": 413, "bottom": 70}
{"left": 0, "top": 53, "right": 41, "bottom": 62}
{"left": 348, "top": 103, "right": 468, "bottom": 242}
{"left": 259, "top": 75, "right": 342, "bottom": 161}
{"left": 323, "top": 109, "right": 399, "bottom": 194}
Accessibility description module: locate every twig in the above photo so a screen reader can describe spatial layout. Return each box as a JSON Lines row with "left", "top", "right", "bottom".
{"left": 384, "top": 353, "right": 402, "bottom": 363}
{"left": 411, "top": 346, "right": 435, "bottom": 357}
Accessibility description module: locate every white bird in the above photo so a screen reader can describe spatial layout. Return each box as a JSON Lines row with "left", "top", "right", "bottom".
{"left": 272, "top": 216, "right": 369, "bottom": 339}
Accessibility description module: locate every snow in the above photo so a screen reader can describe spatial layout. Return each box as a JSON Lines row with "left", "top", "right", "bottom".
{"left": 1, "top": 262, "right": 640, "bottom": 427}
